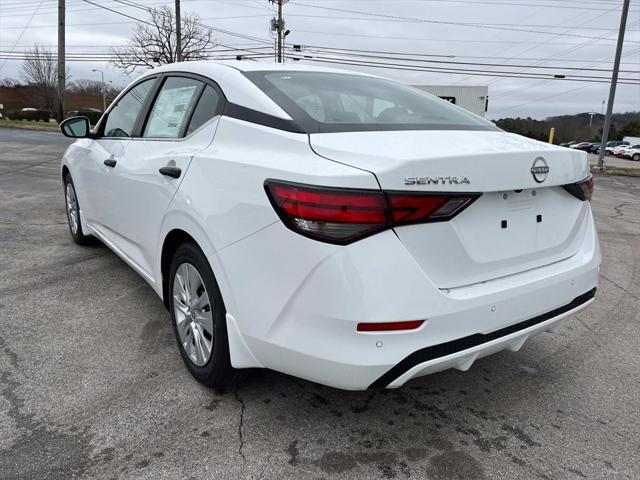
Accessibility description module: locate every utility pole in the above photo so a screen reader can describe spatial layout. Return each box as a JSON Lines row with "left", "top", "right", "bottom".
{"left": 270, "top": 0, "right": 288, "bottom": 63}
{"left": 277, "top": 0, "right": 283, "bottom": 63}
{"left": 57, "top": 0, "right": 65, "bottom": 123}
{"left": 175, "top": 0, "right": 182, "bottom": 62}
{"left": 597, "top": 0, "right": 630, "bottom": 170}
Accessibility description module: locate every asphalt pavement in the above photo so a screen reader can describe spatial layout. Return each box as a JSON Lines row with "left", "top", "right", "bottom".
{"left": 588, "top": 152, "right": 640, "bottom": 171}
{"left": 1, "top": 127, "right": 639, "bottom": 479}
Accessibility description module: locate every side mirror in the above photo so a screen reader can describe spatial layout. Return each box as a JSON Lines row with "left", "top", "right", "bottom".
{"left": 60, "top": 116, "right": 90, "bottom": 138}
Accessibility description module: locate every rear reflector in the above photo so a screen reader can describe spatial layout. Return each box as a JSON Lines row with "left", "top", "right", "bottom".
{"left": 357, "top": 320, "right": 425, "bottom": 332}
{"left": 265, "top": 180, "right": 480, "bottom": 245}
{"left": 563, "top": 176, "right": 593, "bottom": 201}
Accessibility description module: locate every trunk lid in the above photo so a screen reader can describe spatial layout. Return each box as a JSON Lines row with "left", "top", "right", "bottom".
{"left": 310, "top": 130, "right": 591, "bottom": 288}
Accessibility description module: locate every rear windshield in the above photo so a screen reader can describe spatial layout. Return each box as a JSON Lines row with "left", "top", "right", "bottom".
{"left": 244, "top": 70, "right": 498, "bottom": 134}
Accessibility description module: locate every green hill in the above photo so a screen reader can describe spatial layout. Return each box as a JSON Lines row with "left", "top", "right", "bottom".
{"left": 494, "top": 112, "right": 640, "bottom": 144}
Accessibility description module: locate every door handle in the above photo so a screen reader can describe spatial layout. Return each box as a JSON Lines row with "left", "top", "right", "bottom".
{"left": 104, "top": 159, "right": 117, "bottom": 168}
{"left": 159, "top": 166, "right": 182, "bottom": 179}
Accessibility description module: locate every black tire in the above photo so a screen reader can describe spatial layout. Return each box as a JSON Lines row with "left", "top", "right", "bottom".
{"left": 63, "top": 174, "right": 93, "bottom": 245}
{"left": 168, "top": 241, "right": 237, "bottom": 390}
{"left": 633, "top": 153, "right": 640, "bottom": 162}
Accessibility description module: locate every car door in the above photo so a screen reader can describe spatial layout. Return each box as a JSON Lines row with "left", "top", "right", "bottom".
{"left": 76, "top": 77, "right": 158, "bottom": 234}
{"left": 104, "top": 75, "right": 225, "bottom": 279}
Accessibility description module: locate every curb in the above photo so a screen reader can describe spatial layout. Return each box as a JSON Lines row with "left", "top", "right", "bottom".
{"left": 0, "top": 123, "right": 59, "bottom": 132}
{"left": 591, "top": 164, "right": 640, "bottom": 178}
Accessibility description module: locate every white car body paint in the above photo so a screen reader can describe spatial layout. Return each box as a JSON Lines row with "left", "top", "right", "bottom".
{"left": 61, "top": 61, "right": 600, "bottom": 390}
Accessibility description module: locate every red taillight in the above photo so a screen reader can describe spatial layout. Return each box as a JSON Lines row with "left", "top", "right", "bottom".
{"left": 265, "top": 181, "right": 389, "bottom": 244}
{"left": 357, "top": 320, "right": 425, "bottom": 332}
{"left": 265, "top": 180, "right": 480, "bottom": 245}
{"left": 563, "top": 176, "right": 593, "bottom": 202}
{"left": 387, "top": 192, "right": 477, "bottom": 225}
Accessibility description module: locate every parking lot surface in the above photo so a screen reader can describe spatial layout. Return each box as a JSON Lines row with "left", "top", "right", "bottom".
{"left": 588, "top": 152, "right": 640, "bottom": 170}
{"left": 1, "top": 127, "right": 639, "bottom": 479}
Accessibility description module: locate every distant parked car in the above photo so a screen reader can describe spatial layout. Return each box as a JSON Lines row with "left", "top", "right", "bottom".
{"left": 613, "top": 145, "right": 629, "bottom": 157}
{"left": 623, "top": 145, "right": 640, "bottom": 162}
{"left": 570, "top": 142, "right": 590, "bottom": 150}
{"left": 574, "top": 143, "right": 595, "bottom": 152}
{"left": 617, "top": 144, "right": 640, "bottom": 159}
{"left": 606, "top": 141, "right": 630, "bottom": 156}
{"left": 560, "top": 141, "right": 578, "bottom": 147}
{"left": 66, "top": 108, "right": 103, "bottom": 125}
{"left": 11, "top": 108, "right": 52, "bottom": 122}
{"left": 588, "top": 143, "right": 601, "bottom": 154}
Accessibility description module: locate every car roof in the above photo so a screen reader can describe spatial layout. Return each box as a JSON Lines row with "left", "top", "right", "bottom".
{"left": 132, "top": 60, "right": 382, "bottom": 122}
{"left": 155, "top": 59, "right": 376, "bottom": 75}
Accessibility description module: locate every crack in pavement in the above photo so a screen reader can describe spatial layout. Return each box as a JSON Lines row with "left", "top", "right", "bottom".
{"left": 573, "top": 314, "right": 592, "bottom": 331}
{"left": 599, "top": 273, "right": 640, "bottom": 302}
{"left": 234, "top": 383, "right": 247, "bottom": 465}
{"left": 609, "top": 202, "right": 640, "bottom": 223}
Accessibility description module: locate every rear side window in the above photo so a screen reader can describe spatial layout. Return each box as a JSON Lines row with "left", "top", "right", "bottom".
{"left": 186, "top": 86, "right": 223, "bottom": 135}
{"left": 144, "top": 77, "right": 203, "bottom": 138}
{"left": 244, "top": 70, "right": 498, "bottom": 134}
{"left": 103, "top": 78, "right": 155, "bottom": 138}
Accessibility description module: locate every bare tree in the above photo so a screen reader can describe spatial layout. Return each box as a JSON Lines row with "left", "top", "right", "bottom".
{"left": 111, "top": 6, "right": 215, "bottom": 74}
{"left": 20, "top": 45, "right": 65, "bottom": 110}
{"left": 68, "top": 78, "right": 120, "bottom": 98}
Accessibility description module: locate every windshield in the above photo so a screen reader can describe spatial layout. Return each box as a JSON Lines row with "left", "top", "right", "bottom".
{"left": 244, "top": 70, "right": 498, "bottom": 134}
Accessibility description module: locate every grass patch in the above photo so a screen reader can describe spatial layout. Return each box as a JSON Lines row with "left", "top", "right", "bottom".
{"left": 0, "top": 119, "right": 59, "bottom": 129}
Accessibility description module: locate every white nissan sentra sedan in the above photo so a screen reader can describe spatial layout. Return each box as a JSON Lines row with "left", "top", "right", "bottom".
{"left": 59, "top": 61, "right": 600, "bottom": 390}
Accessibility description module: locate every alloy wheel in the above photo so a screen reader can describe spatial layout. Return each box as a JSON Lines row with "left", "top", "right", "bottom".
{"left": 65, "top": 182, "right": 79, "bottom": 235}
{"left": 173, "top": 263, "right": 214, "bottom": 367}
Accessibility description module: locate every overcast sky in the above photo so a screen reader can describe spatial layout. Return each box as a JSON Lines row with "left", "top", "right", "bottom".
{"left": 1, "top": 0, "right": 639, "bottom": 119}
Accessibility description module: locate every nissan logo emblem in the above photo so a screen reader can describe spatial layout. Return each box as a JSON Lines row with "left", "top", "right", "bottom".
{"left": 531, "top": 157, "right": 549, "bottom": 183}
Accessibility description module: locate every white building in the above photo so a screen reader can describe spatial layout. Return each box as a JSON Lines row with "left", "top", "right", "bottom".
{"left": 413, "top": 85, "right": 489, "bottom": 117}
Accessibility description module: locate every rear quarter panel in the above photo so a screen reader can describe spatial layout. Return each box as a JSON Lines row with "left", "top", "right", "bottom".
{"left": 158, "top": 116, "right": 379, "bottom": 312}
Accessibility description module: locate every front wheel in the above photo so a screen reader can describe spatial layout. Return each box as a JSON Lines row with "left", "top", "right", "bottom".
{"left": 63, "top": 174, "right": 93, "bottom": 245}
{"left": 168, "top": 241, "right": 237, "bottom": 390}
{"left": 632, "top": 153, "right": 640, "bottom": 162}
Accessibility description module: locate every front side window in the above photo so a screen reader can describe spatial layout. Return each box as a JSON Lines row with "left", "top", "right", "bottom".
{"left": 244, "top": 71, "right": 499, "bottom": 133}
{"left": 144, "top": 77, "right": 203, "bottom": 138}
{"left": 103, "top": 78, "right": 155, "bottom": 138}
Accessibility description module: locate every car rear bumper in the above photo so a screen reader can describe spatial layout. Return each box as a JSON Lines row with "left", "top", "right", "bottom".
{"left": 373, "top": 288, "right": 595, "bottom": 388}
{"left": 217, "top": 207, "right": 600, "bottom": 390}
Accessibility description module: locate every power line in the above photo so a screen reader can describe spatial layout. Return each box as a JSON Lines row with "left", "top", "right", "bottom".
{"left": 285, "top": 0, "right": 639, "bottom": 10}
{"left": 0, "top": 0, "right": 45, "bottom": 71}
{"left": 288, "top": 28, "right": 625, "bottom": 46}
{"left": 286, "top": 52, "right": 640, "bottom": 84}
{"left": 452, "top": 6, "right": 620, "bottom": 86}
{"left": 288, "top": 1, "right": 640, "bottom": 43}
{"left": 79, "top": 0, "right": 153, "bottom": 24}
{"left": 298, "top": 46, "right": 640, "bottom": 74}
{"left": 492, "top": 46, "right": 640, "bottom": 102}
{"left": 269, "top": 12, "right": 633, "bottom": 30}
{"left": 476, "top": 18, "right": 640, "bottom": 104}
{"left": 482, "top": 19, "right": 639, "bottom": 88}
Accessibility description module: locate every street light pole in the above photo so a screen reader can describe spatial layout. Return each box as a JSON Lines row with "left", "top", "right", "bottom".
{"left": 597, "top": 0, "right": 630, "bottom": 170}
{"left": 92, "top": 69, "right": 106, "bottom": 112}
